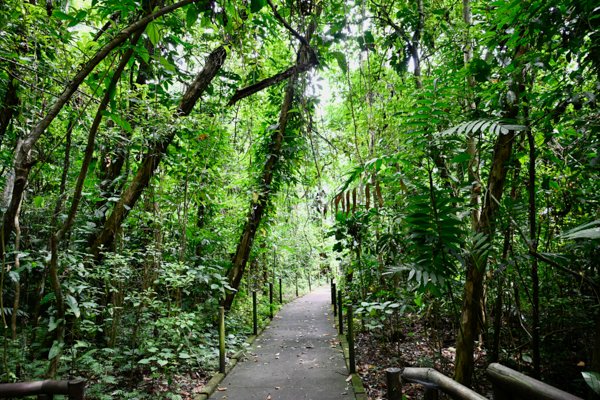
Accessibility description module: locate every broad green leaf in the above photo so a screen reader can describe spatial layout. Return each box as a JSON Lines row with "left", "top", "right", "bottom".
{"left": 450, "top": 153, "right": 472, "bottom": 163}
{"left": 159, "top": 56, "right": 176, "bottom": 73}
{"left": 332, "top": 51, "right": 348, "bottom": 75}
{"left": 52, "top": 10, "right": 74, "bottom": 20}
{"left": 251, "top": 0, "right": 267, "bottom": 13}
{"left": 34, "top": 196, "right": 44, "bottom": 208}
{"left": 186, "top": 5, "right": 199, "bottom": 28}
{"left": 582, "top": 372, "right": 600, "bottom": 395}
{"left": 66, "top": 294, "right": 81, "bottom": 318}
{"left": 48, "top": 341, "right": 63, "bottom": 360}
{"left": 146, "top": 22, "right": 161, "bottom": 46}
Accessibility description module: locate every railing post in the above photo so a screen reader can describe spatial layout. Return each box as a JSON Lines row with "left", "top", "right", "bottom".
{"left": 348, "top": 303, "right": 355, "bottom": 373}
{"left": 338, "top": 289, "right": 343, "bottom": 334}
{"left": 332, "top": 283, "right": 337, "bottom": 316}
{"left": 424, "top": 387, "right": 439, "bottom": 400}
{"left": 269, "top": 283, "right": 274, "bottom": 319}
{"left": 386, "top": 368, "right": 402, "bottom": 400}
{"left": 67, "top": 378, "right": 85, "bottom": 400}
{"left": 331, "top": 282, "right": 334, "bottom": 304}
{"left": 308, "top": 271, "right": 312, "bottom": 292}
{"left": 219, "top": 306, "right": 225, "bottom": 374}
{"left": 295, "top": 273, "right": 299, "bottom": 297}
{"left": 279, "top": 278, "right": 283, "bottom": 303}
{"left": 491, "top": 384, "right": 511, "bottom": 400}
{"left": 252, "top": 291, "right": 258, "bottom": 335}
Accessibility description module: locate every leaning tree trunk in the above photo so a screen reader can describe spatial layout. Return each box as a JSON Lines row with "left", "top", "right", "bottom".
{"left": 45, "top": 27, "right": 147, "bottom": 378}
{"left": 1, "top": 0, "right": 198, "bottom": 250}
{"left": 88, "top": 45, "right": 227, "bottom": 260}
{"left": 223, "top": 12, "right": 320, "bottom": 310}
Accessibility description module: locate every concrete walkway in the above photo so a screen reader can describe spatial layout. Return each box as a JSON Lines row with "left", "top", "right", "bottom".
{"left": 210, "top": 285, "right": 353, "bottom": 399}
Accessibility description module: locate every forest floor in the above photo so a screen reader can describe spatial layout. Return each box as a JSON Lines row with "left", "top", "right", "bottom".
{"left": 352, "top": 317, "right": 493, "bottom": 400}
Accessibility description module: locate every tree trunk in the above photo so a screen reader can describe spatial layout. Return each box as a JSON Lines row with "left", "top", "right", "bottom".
{"left": 0, "top": 62, "right": 19, "bottom": 150}
{"left": 45, "top": 29, "right": 145, "bottom": 378}
{"left": 453, "top": 43, "right": 528, "bottom": 386}
{"left": 223, "top": 15, "right": 320, "bottom": 310}
{"left": 88, "top": 45, "right": 227, "bottom": 260}
{"left": 528, "top": 126, "right": 541, "bottom": 379}
{"left": 1, "top": 0, "right": 197, "bottom": 249}
{"left": 453, "top": 126, "right": 518, "bottom": 386}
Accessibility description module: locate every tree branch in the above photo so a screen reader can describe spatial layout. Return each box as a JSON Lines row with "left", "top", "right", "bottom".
{"left": 226, "top": 61, "right": 316, "bottom": 106}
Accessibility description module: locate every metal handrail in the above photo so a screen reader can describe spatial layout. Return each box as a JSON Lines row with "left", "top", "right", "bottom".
{"left": 0, "top": 378, "right": 85, "bottom": 399}
{"left": 487, "top": 363, "right": 583, "bottom": 400}
{"left": 402, "top": 368, "right": 487, "bottom": 400}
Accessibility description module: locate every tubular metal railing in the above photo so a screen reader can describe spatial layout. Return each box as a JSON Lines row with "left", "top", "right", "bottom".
{"left": 0, "top": 378, "right": 85, "bottom": 399}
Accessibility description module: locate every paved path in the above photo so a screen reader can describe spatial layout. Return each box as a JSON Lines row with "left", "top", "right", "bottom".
{"left": 210, "top": 285, "right": 353, "bottom": 399}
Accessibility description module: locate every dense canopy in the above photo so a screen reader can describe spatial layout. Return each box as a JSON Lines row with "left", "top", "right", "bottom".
{"left": 0, "top": 0, "right": 599, "bottom": 397}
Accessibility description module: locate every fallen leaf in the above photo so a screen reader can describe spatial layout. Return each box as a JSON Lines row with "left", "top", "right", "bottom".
{"left": 342, "top": 392, "right": 348, "bottom": 395}
{"left": 218, "top": 387, "right": 227, "bottom": 391}
{"left": 275, "top": 387, "right": 280, "bottom": 390}
{"left": 346, "top": 376, "right": 352, "bottom": 382}
{"left": 578, "top": 361, "right": 586, "bottom": 367}
{"left": 266, "top": 396, "right": 271, "bottom": 400}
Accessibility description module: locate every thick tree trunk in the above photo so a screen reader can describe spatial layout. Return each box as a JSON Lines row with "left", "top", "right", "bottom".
{"left": 88, "top": 45, "right": 227, "bottom": 260}
{"left": 223, "top": 16, "right": 320, "bottom": 310}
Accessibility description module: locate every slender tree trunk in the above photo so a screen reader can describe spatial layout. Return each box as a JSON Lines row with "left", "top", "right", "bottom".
{"left": 453, "top": 44, "right": 528, "bottom": 386}
{"left": 1, "top": 0, "right": 197, "bottom": 249}
{"left": 31, "top": 117, "right": 73, "bottom": 338}
{"left": 10, "top": 214, "right": 21, "bottom": 340}
{"left": 453, "top": 124, "right": 518, "bottom": 386}
{"left": 88, "top": 45, "right": 227, "bottom": 260}
{"left": 45, "top": 29, "right": 145, "bottom": 378}
{"left": 0, "top": 62, "right": 19, "bottom": 150}
{"left": 527, "top": 125, "right": 540, "bottom": 379}
{"left": 223, "top": 14, "right": 320, "bottom": 310}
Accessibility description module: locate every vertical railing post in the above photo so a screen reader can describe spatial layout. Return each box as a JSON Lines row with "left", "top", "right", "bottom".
{"left": 68, "top": 378, "right": 86, "bottom": 400}
{"left": 279, "top": 277, "right": 283, "bottom": 303}
{"left": 331, "top": 281, "right": 334, "bottom": 304}
{"left": 348, "top": 303, "right": 355, "bottom": 373}
{"left": 424, "top": 387, "right": 439, "bottom": 400}
{"left": 385, "top": 368, "right": 402, "bottom": 400}
{"left": 252, "top": 291, "right": 258, "bottom": 335}
{"left": 332, "top": 283, "right": 337, "bottom": 316}
{"left": 269, "top": 282, "right": 274, "bottom": 319}
{"left": 296, "top": 273, "right": 299, "bottom": 297}
{"left": 308, "top": 271, "right": 312, "bottom": 292}
{"left": 338, "top": 289, "right": 343, "bottom": 334}
{"left": 219, "top": 306, "right": 225, "bottom": 374}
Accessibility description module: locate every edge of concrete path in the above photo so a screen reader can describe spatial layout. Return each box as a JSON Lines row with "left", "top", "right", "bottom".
{"left": 334, "top": 305, "right": 368, "bottom": 400}
{"left": 193, "top": 288, "right": 323, "bottom": 400}
{"left": 192, "top": 324, "right": 267, "bottom": 400}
